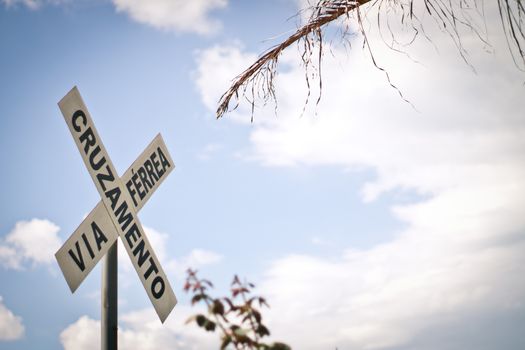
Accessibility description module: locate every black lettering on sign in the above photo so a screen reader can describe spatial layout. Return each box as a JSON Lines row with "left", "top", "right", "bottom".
{"left": 126, "top": 179, "right": 138, "bottom": 207}
{"left": 81, "top": 233, "right": 95, "bottom": 259}
{"left": 89, "top": 146, "right": 106, "bottom": 171}
{"left": 151, "top": 276, "right": 165, "bottom": 299}
{"left": 144, "top": 160, "right": 158, "bottom": 185}
{"left": 114, "top": 200, "right": 133, "bottom": 231}
{"left": 68, "top": 241, "right": 85, "bottom": 272}
{"left": 132, "top": 171, "right": 145, "bottom": 201}
{"left": 92, "top": 221, "right": 108, "bottom": 251}
{"left": 126, "top": 145, "right": 172, "bottom": 208}
{"left": 132, "top": 240, "right": 150, "bottom": 267}
{"left": 97, "top": 165, "right": 115, "bottom": 191}
{"left": 157, "top": 147, "right": 170, "bottom": 175}
{"left": 144, "top": 257, "right": 159, "bottom": 280}
{"left": 79, "top": 127, "right": 96, "bottom": 155}
{"left": 138, "top": 167, "right": 151, "bottom": 194}
{"left": 105, "top": 186, "right": 121, "bottom": 210}
{"left": 72, "top": 110, "right": 87, "bottom": 132}
{"left": 151, "top": 152, "right": 162, "bottom": 179}
{"left": 125, "top": 223, "right": 141, "bottom": 249}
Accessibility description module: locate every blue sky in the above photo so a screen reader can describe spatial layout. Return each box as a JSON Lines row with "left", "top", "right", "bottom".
{"left": 1, "top": 1, "right": 524, "bottom": 349}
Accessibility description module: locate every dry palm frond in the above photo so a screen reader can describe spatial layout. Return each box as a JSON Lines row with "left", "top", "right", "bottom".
{"left": 216, "top": 0, "right": 525, "bottom": 120}
{"left": 497, "top": 0, "right": 525, "bottom": 68}
{"left": 216, "top": 0, "right": 370, "bottom": 121}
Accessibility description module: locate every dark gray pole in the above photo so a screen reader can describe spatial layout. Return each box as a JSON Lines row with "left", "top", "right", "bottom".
{"left": 102, "top": 241, "right": 118, "bottom": 350}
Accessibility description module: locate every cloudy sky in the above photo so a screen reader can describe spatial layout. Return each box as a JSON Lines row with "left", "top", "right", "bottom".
{"left": 1, "top": 0, "right": 524, "bottom": 349}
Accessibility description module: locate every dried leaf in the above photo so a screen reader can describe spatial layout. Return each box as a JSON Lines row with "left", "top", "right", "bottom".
{"left": 220, "top": 335, "right": 232, "bottom": 349}
{"left": 191, "top": 293, "right": 207, "bottom": 305}
{"left": 204, "top": 320, "right": 216, "bottom": 332}
{"left": 252, "top": 309, "right": 261, "bottom": 323}
{"left": 259, "top": 297, "right": 269, "bottom": 308}
{"left": 184, "top": 315, "right": 197, "bottom": 325}
{"left": 210, "top": 299, "right": 225, "bottom": 315}
{"left": 256, "top": 324, "right": 270, "bottom": 337}
{"left": 196, "top": 314, "right": 206, "bottom": 327}
{"left": 232, "top": 275, "right": 241, "bottom": 286}
{"left": 201, "top": 279, "right": 214, "bottom": 287}
{"left": 269, "top": 342, "right": 292, "bottom": 350}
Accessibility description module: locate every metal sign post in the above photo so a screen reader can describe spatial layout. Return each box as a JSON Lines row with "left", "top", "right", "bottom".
{"left": 102, "top": 242, "right": 117, "bottom": 350}
{"left": 55, "top": 87, "right": 177, "bottom": 349}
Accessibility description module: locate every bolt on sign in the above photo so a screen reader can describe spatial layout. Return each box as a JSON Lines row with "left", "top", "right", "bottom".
{"left": 55, "top": 86, "right": 177, "bottom": 323}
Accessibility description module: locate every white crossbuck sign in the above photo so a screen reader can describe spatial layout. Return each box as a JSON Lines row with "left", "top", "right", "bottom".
{"left": 55, "top": 87, "right": 177, "bottom": 323}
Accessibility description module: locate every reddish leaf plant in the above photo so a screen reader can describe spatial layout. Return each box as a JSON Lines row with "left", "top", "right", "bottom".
{"left": 184, "top": 269, "right": 291, "bottom": 350}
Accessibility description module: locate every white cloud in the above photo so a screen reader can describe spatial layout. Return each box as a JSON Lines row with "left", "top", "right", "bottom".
{"left": 260, "top": 225, "right": 525, "bottom": 349}
{"left": 294, "top": 0, "right": 318, "bottom": 23}
{"left": 0, "top": 218, "right": 62, "bottom": 270}
{"left": 2, "top": 0, "right": 227, "bottom": 35}
{"left": 59, "top": 315, "right": 98, "bottom": 350}
{"left": 112, "top": 0, "right": 227, "bottom": 35}
{"left": 194, "top": 4, "right": 525, "bottom": 349}
{"left": 1, "top": 0, "right": 66, "bottom": 10}
{"left": 0, "top": 245, "right": 20, "bottom": 270}
{"left": 166, "top": 249, "right": 223, "bottom": 279}
{"left": 1, "top": 0, "right": 39, "bottom": 9}
{"left": 184, "top": 249, "right": 222, "bottom": 266}
{"left": 142, "top": 226, "right": 169, "bottom": 263}
{"left": 0, "top": 296, "right": 24, "bottom": 341}
{"left": 60, "top": 305, "right": 216, "bottom": 350}
{"left": 194, "top": 44, "right": 257, "bottom": 123}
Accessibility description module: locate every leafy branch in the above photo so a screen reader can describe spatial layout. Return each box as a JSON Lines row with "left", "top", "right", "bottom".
{"left": 184, "top": 269, "right": 291, "bottom": 350}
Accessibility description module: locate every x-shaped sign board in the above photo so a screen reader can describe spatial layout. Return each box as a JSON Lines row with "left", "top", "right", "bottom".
{"left": 55, "top": 87, "right": 177, "bottom": 323}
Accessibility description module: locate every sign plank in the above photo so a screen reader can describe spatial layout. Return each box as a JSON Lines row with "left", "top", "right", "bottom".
{"left": 55, "top": 134, "right": 174, "bottom": 293}
{"left": 58, "top": 86, "right": 176, "bottom": 323}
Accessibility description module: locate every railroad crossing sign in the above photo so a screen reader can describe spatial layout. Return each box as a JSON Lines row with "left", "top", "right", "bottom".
{"left": 55, "top": 87, "right": 177, "bottom": 324}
